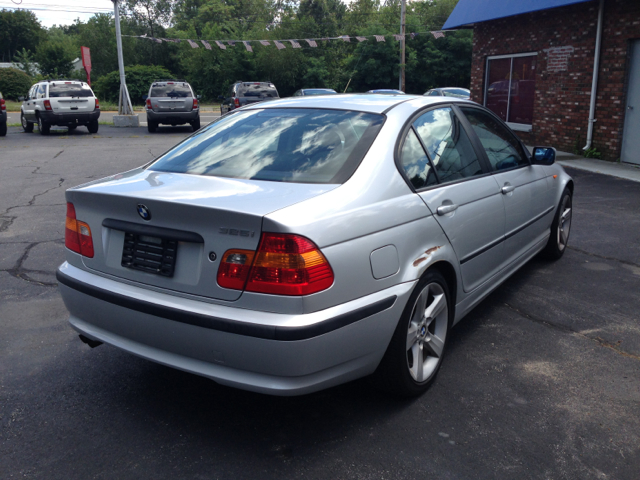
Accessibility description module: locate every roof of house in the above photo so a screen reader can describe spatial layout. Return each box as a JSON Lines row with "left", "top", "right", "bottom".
{"left": 442, "top": 0, "right": 594, "bottom": 30}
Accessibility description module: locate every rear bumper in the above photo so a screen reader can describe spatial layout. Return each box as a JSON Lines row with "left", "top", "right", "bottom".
{"left": 40, "top": 110, "right": 100, "bottom": 125}
{"left": 147, "top": 110, "right": 198, "bottom": 124}
{"left": 56, "top": 262, "right": 413, "bottom": 395}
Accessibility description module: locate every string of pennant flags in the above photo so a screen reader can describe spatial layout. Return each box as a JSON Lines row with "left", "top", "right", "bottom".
{"left": 123, "top": 31, "right": 446, "bottom": 53}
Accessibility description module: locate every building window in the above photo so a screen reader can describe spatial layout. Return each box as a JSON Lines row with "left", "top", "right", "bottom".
{"left": 484, "top": 53, "right": 537, "bottom": 131}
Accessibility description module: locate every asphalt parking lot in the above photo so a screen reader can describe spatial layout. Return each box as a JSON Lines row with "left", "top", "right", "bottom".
{"left": 1, "top": 125, "right": 639, "bottom": 479}
{"left": 5, "top": 111, "right": 222, "bottom": 128}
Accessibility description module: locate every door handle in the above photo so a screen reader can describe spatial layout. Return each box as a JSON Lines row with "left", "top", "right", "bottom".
{"left": 501, "top": 185, "right": 516, "bottom": 194}
{"left": 628, "top": 106, "right": 634, "bottom": 110}
{"left": 437, "top": 204, "right": 458, "bottom": 216}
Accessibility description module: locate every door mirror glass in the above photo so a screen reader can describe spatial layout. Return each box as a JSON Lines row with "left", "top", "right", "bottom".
{"left": 142, "top": 94, "right": 148, "bottom": 100}
{"left": 532, "top": 146, "right": 556, "bottom": 165}
{"left": 19, "top": 96, "right": 25, "bottom": 101}
{"left": 197, "top": 95, "right": 201, "bottom": 100}
{"left": 218, "top": 95, "right": 224, "bottom": 100}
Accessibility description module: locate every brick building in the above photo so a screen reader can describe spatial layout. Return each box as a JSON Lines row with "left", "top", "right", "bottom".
{"left": 443, "top": 0, "right": 640, "bottom": 164}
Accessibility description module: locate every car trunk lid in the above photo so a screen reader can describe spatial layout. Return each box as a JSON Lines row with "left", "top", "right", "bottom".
{"left": 68, "top": 170, "right": 336, "bottom": 301}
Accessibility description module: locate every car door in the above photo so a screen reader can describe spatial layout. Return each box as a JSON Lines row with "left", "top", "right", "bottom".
{"left": 399, "top": 106, "right": 506, "bottom": 293}
{"left": 458, "top": 106, "right": 553, "bottom": 266}
{"left": 23, "top": 85, "right": 37, "bottom": 121}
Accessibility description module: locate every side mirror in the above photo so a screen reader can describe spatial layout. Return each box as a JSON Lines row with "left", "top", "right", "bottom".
{"left": 197, "top": 95, "right": 201, "bottom": 100}
{"left": 142, "top": 94, "right": 148, "bottom": 100}
{"left": 218, "top": 95, "right": 224, "bottom": 100}
{"left": 531, "top": 146, "right": 556, "bottom": 165}
{"left": 18, "top": 96, "right": 25, "bottom": 101}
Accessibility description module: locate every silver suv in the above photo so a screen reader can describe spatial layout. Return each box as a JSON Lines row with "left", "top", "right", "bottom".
{"left": 20, "top": 80, "right": 100, "bottom": 135}
{"left": 145, "top": 80, "right": 200, "bottom": 133}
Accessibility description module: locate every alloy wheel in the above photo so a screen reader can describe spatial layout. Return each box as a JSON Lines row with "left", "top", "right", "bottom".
{"left": 557, "top": 195, "right": 572, "bottom": 251}
{"left": 405, "top": 282, "right": 448, "bottom": 383}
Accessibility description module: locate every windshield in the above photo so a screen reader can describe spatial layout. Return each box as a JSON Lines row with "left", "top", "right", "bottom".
{"left": 237, "top": 84, "right": 279, "bottom": 98}
{"left": 442, "top": 88, "right": 470, "bottom": 98}
{"left": 49, "top": 84, "right": 93, "bottom": 98}
{"left": 304, "top": 89, "right": 337, "bottom": 95}
{"left": 150, "top": 84, "right": 192, "bottom": 97}
{"left": 149, "top": 108, "right": 384, "bottom": 184}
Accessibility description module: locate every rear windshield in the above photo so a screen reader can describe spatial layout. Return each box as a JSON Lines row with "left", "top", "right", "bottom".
{"left": 149, "top": 108, "right": 384, "bottom": 184}
{"left": 442, "top": 88, "right": 470, "bottom": 98}
{"left": 150, "top": 84, "right": 192, "bottom": 98}
{"left": 49, "top": 84, "right": 93, "bottom": 98}
{"left": 237, "top": 84, "right": 279, "bottom": 98}
{"left": 304, "top": 89, "right": 337, "bottom": 95}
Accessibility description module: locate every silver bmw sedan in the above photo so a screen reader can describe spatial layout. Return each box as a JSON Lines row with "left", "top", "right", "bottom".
{"left": 57, "top": 94, "right": 573, "bottom": 397}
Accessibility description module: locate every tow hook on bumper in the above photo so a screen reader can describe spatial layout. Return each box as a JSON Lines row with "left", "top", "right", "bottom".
{"left": 79, "top": 334, "right": 103, "bottom": 348}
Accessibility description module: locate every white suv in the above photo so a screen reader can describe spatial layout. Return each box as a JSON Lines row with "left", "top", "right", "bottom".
{"left": 21, "top": 80, "right": 100, "bottom": 135}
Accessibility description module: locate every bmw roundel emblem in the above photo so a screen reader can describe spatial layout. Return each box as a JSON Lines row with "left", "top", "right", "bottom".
{"left": 137, "top": 204, "right": 151, "bottom": 221}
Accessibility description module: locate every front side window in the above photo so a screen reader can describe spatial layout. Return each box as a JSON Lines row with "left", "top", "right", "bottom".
{"left": 412, "top": 108, "right": 483, "bottom": 184}
{"left": 485, "top": 54, "right": 536, "bottom": 126}
{"left": 400, "top": 129, "right": 437, "bottom": 189}
{"left": 460, "top": 107, "right": 528, "bottom": 171}
{"left": 149, "top": 108, "right": 384, "bottom": 184}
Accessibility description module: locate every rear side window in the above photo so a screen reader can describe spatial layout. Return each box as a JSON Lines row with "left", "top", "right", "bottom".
{"left": 150, "top": 84, "right": 192, "bottom": 98}
{"left": 413, "top": 107, "right": 483, "bottom": 184}
{"left": 49, "top": 83, "right": 93, "bottom": 98}
{"left": 149, "top": 108, "right": 384, "bottom": 184}
{"left": 237, "top": 84, "right": 279, "bottom": 98}
{"left": 400, "top": 129, "right": 437, "bottom": 189}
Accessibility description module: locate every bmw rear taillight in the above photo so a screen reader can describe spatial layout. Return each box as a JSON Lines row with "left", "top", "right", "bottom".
{"left": 44, "top": 99, "right": 52, "bottom": 111}
{"left": 65, "top": 202, "right": 94, "bottom": 258}
{"left": 217, "top": 233, "right": 334, "bottom": 295}
{"left": 234, "top": 98, "right": 240, "bottom": 108}
{"left": 0, "top": 98, "right": 5, "bottom": 111}
{"left": 217, "top": 249, "right": 256, "bottom": 290}
{"left": 95, "top": 98, "right": 100, "bottom": 109}
{"left": 146, "top": 98, "right": 152, "bottom": 109}
{"left": 192, "top": 98, "right": 198, "bottom": 109}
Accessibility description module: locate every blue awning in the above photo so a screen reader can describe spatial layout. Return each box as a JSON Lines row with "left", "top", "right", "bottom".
{"left": 442, "top": 0, "right": 594, "bottom": 30}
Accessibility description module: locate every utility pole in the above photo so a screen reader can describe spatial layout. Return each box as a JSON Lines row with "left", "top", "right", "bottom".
{"left": 112, "top": 0, "right": 137, "bottom": 124}
{"left": 399, "top": 0, "right": 406, "bottom": 92}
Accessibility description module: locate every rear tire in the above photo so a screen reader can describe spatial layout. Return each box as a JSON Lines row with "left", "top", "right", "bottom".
{"left": 191, "top": 117, "right": 201, "bottom": 131}
{"left": 372, "top": 270, "right": 452, "bottom": 397}
{"left": 87, "top": 120, "right": 99, "bottom": 134}
{"left": 21, "top": 113, "right": 33, "bottom": 133}
{"left": 147, "top": 121, "right": 157, "bottom": 133}
{"left": 37, "top": 115, "right": 50, "bottom": 135}
{"left": 0, "top": 122, "right": 6, "bottom": 136}
{"left": 542, "top": 187, "right": 572, "bottom": 260}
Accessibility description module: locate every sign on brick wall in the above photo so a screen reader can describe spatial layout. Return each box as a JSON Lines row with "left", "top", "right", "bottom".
{"left": 544, "top": 46, "right": 574, "bottom": 72}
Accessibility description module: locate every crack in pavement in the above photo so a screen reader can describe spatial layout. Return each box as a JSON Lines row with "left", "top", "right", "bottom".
{"left": 503, "top": 302, "right": 640, "bottom": 361}
{"left": 567, "top": 246, "right": 640, "bottom": 269}
{"left": 1, "top": 240, "right": 62, "bottom": 287}
{"left": 0, "top": 177, "right": 65, "bottom": 231}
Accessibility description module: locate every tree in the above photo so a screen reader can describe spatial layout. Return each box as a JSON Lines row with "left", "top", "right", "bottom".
{"left": 0, "top": 67, "right": 33, "bottom": 100}
{"left": 35, "top": 29, "right": 77, "bottom": 79}
{"left": 0, "top": 9, "right": 45, "bottom": 62}
{"left": 12, "top": 48, "right": 38, "bottom": 78}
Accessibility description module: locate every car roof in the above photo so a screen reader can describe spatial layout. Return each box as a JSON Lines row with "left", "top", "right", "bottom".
{"left": 241, "top": 93, "right": 459, "bottom": 114}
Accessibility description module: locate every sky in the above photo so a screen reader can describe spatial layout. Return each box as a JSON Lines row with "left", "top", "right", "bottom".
{"left": 0, "top": 0, "right": 118, "bottom": 27}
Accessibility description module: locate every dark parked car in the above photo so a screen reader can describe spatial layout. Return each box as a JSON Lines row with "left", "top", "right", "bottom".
{"left": 0, "top": 91, "right": 6, "bottom": 137}
{"left": 145, "top": 80, "right": 200, "bottom": 133}
{"left": 220, "top": 82, "right": 279, "bottom": 114}
{"left": 367, "top": 89, "right": 405, "bottom": 95}
{"left": 424, "top": 88, "right": 471, "bottom": 99}
{"left": 293, "top": 88, "right": 337, "bottom": 96}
